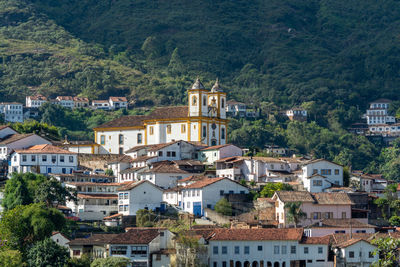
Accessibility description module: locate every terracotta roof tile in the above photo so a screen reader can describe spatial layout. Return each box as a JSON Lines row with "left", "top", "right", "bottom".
{"left": 130, "top": 155, "right": 156, "bottom": 163}
{"left": 275, "top": 191, "right": 315, "bottom": 202}
{"left": 68, "top": 234, "right": 119, "bottom": 245}
{"left": 120, "top": 166, "right": 145, "bottom": 174}
{"left": 208, "top": 228, "right": 303, "bottom": 241}
{"left": 14, "top": 144, "right": 76, "bottom": 154}
{"left": 117, "top": 180, "right": 162, "bottom": 192}
{"left": 183, "top": 177, "right": 226, "bottom": 189}
{"left": 109, "top": 228, "right": 160, "bottom": 244}
{"left": 145, "top": 106, "right": 189, "bottom": 120}
{"left": 307, "top": 219, "right": 376, "bottom": 229}
{"left": 143, "top": 161, "right": 189, "bottom": 174}
{"left": 0, "top": 133, "right": 34, "bottom": 145}
{"left": 28, "top": 95, "right": 47, "bottom": 101}
{"left": 109, "top": 97, "right": 127, "bottom": 102}
{"left": 56, "top": 96, "right": 73, "bottom": 101}
{"left": 73, "top": 97, "right": 89, "bottom": 102}
{"left": 200, "top": 144, "right": 232, "bottom": 151}
{"left": 312, "top": 192, "right": 353, "bottom": 205}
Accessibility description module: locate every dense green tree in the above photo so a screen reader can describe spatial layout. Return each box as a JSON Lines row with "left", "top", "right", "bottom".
{"left": 3, "top": 173, "right": 75, "bottom": 210}
{"left": 90, "top": 257, "right": 130, "bottom": 267}
{"left": 26, "top": 238, "right": 69, "bottom": 267}
{"left": 0, "top": 249, "right": 25, "bottom": 267}
{"left": 136, "top": 209, "right": 155, "bottom": 227}
{"left": 214, "top": 198, "right": 232, "bottom": 216}
{"left": 168, "top": 47, "right": 185, "bottom": 75}
{"left": 260, "top": 183, "right": 293, "bottom": 198}
{"left": 2, "top": 172, "right": 33, "bottom": 210}
{"left": 372, "top": 237, "right": 400, "bottom": 267}
{"left": 0, "top": 203, "right": 65, "bottom": 250}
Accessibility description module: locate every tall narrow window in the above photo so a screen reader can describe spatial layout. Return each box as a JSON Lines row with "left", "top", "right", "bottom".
{"left": 221, "top": 128, "right": 225, "bottom": 139}
{"left": 203, "top": 126, "right": 207, "bottom": 138}
{"left": 192, "top": 96, "right": 197, "bottom": 105}
{"left": 100, "top": 135, "right": 105, "bottom": 145}
{"left": 149, "top": 126, "right": 154, "bottom": 135}
{"left": 137, "top": 133, "right": 143, "bottom": 144}
{"left": 203, "top": 96, "right": 207, "bottom": 106}
{"left": 167, "top": 125, "right": 172, "bottom": 134}
{"left": 119, "top": 134, "right": 124, "bottom": 145}
{"left": 181, "top": 124, "right": 186, "bottom": 133}
{"left": 221, "top": 98, "right": 225, "bottom": 108}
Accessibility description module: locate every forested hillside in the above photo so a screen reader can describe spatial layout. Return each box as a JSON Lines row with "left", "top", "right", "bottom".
{"left": 2, "top": 0, "right": 400, "bottom": 123}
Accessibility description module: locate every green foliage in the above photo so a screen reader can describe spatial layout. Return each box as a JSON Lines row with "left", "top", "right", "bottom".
{"left": 372, "top": 237, "right": 400, "bottom": 267}
{"left": 284, "top": 201, "right": 306, "bottom": 228}
{"left": 26, "top": 238, "right": 69, "bottom": 267}
{"left": 214, "top": 198, "right": 232, "bottom": 216}
{"left": 3, "top": 172, "right": 75, "bottom": 210}
{"left": 105, "top": 169, "right": 114, "bottom": 176}
{"left": 12, "top": 120, "right": 60, "bottom": 140}
{"left": 136, "top": 209, "right": 155, "bottom": 227}
{"left": 90, "top": 257, "right": 130, "bottom": 267}
{"left": 68, "top": 254, "right": 92, "bottom": 267}
{"left": 389, "top": 215, "right": 400, "bottom": 226}
{"left": 0, "top": 203, "right": 65, "bottom": 250}
{"left": 0, "top": 249, "right": 25, "bottom": 267}
{"left": 260, "top": 183, "right": 293, "bottom": 198}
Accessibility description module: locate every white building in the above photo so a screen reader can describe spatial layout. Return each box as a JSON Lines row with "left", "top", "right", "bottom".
{"left": 109, "top": 228, "right": 175, "bottom": 267}
{"left": 51, "top": 232, "right": 71, "bottom": 248}
{"left": 109, "top": 97, "right": 128, "bottom": 109}
{"left": 92, "top": 100, "right": 111, "bottom": 110}
{"left": 164, "top": 177, "right": 249, "bottom": 216}
{"left": 286, "top": 108, "right": 307, "bottom": 121}
{"left": 93, "top": 78, "right": 228, "bottom": 153}
{"left": 0, "top": 132, "right": 51, "bottom": 160}
{"left": 73, "top": 97, "right": 89, "bottom": 108}
{"left": 117, "top": 181, "right": 164, "bottom": 216}
{"left": 365, "top": 98, "right": 395, "bottom": 125}
{"left": 0, "top": 102, "right": 24, "bottom": 122}
{"left": 208, "top": 228, "right": 333, "bottom": 267}
{"left": 200, "top": 144, "right": 243, "bottom": 165}
{"left": 9, "top": 144, "right": 78, "bottom": 175}
{"left": 56, "top": 96, "right": 74, "bottom": 108}
{"left": 300, "top": 159, "right": 343, "bottom": 192}
{"left": 138, "top": 161, "right": 192, "bottom": 189}
{"left": 216, "top": 156, "right": 293, "bottom": 182}
{"left": 273, "top": 191, "right": 353, "bottom": 228}
{"left": 226, "top": 100, "right": 246, "bottom": 117}
{"left": 26, "top": 95, "right": 48, "bottom": 108}
{"left": 333, "top": 238, "right": 378, "bottom": 267}
{"left": 66, "top": 182, "right": 120, "bottom": 221}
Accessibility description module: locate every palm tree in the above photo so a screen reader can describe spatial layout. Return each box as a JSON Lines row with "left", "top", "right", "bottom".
{"left": 284, "top": 201, "right": 306, "bottom": 228}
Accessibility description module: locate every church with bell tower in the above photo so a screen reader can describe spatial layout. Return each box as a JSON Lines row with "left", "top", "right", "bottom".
{"left": 93, "top": 78, "right": 228, "bottom": 154}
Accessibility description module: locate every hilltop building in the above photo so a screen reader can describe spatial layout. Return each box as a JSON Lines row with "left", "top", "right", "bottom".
{"left": 93, "top": 78, "right": 228, "bottom": 154}
{"left": 365, "top": 99, "right": 395, "bottom": 125}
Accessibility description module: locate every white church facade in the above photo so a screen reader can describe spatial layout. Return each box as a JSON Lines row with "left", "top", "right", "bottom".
{"left": 93, "top": 78, "right": 228, "bottom": 154}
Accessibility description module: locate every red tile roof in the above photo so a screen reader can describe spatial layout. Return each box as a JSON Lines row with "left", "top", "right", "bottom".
{"left": 68, "top": 234, "right": 119, "bottom": 245}
{"left": 300, "top": 235, "right": 330, "bottom": 245}
{"left": 143, "top": 161, "right": 189, "bottom": 174}
{"left": 183, "top": 177, "right": 226, "bottom": 189}
{"left": 312, "top": 192, "right": 353, "bottom": 205}
{"left": 109, "top": 228, "right": 161, "bottom": 244}
{"left": 117, "top": 180, "right": 162, "bottom": 192}
{"left": 109, "top": 97, "right": 127, "bottom": 102}
{"left": 274, "top": 191, "right": 315, "bottom": 202}
{"left": 14, "top": 144, "right": 76, "bottom": 154}
{"left": 94, "top": 106, "right": 189, "bottom": 129}
{"left": 200, "top": 144, "right": 232, "bottom": 151}
{"left": 56, "top": 96, "right": 73, "bottom": 101}
{"left": 28, "top": 95, "right": 47, "bottom": 101}
{"left": 73, "top": 97, "right": 89, "bottom": 102}
{"left": 0, "top": 133, "right": 35, "bottom": 145}
{"left": 208, "top": 228, "right": 303, "bottom": 241}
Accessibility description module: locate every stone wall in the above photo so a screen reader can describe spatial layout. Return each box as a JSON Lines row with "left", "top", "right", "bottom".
{"left": 204, "top": 208, "right": 231, "bottom": 225}
{"left": 78, "top": 154, "right": 121, "bottom": 171}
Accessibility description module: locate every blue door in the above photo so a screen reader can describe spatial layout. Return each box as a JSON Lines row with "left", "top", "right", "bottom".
{"left": 193, "top": 202, "right": 202, "bottom": 216}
